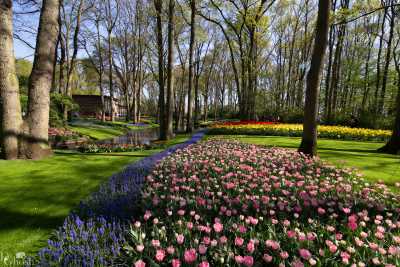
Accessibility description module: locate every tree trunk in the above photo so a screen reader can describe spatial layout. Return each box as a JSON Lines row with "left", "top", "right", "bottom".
{"left": 59, "top": 33, "right": 66, "bottom": 95}
{"left": 0, "top": 0, "right": 23, "bottom": 159}
{"left": 63, "top": 0, "right": 84, "bottom": 121}
{"left": 154, "top": 0, "right": 166, "bottom": 140}
{"left": 327, "top": 0, "right": 348, "bottom": 123}
{"left": 361, "top": 30, "right": 373, "bottom": 111}
{"left": 299, "top": 0, "right": 330, "bottom": 156}
{"left": 1, "top": 0, "right": 60, "bottom": 160}
{"left": 378, "top": 3, "right": 395, "bottom": 115}
{"left": 323, "top": 0, "right": 337, "bottom": 121}
{"left": 24, "top": 0, "right": 60, "bottom": 159}
{"left": 165, "top": 0, "right": 175, "bottom": 139}
{"left": 108, "top": 30, "right": 114, "bottom": 122}
{"left": 379, "top": 77, "right": 400, "bottom": 154}
{"left": 186, "top": 0, "right": 195, "bottom": 133}
{"left": 374, "top": 9, "right": 387, "bottom": 115}
{"left": 324, "top": 25, "right": 335, "bottom": 121}
{"left": 378, "top": 46, "right": 400, "bottom": 154}
{"left": 194, "top": 57, "right": 200, "bottom": 128}
{"left": 95, "top": 19, "right": 106, "bottom": 122}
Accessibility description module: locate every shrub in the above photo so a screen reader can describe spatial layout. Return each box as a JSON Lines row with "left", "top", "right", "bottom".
{"left": 50, "top": 93, "right": 79, "bottom": 127}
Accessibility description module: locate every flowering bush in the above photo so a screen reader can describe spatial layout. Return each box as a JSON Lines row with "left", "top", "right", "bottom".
{"left": 48, "top": 128, "right": 77, "bottom": 137}
{"left": 48, "top": 127, "right": 81, "bottom": 141}
{"left": 128, "top": 140, "right": 400, "bottom": 266}
{"left": 209, "top": 123, "right": 391, "bottom": 141}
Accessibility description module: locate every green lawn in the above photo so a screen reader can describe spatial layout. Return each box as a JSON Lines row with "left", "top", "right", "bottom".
{"left": 217, "top": 135, "right": 400, "bottom": 186}
{"left": 0, "top": 135, "right": 188, "bottom": 259}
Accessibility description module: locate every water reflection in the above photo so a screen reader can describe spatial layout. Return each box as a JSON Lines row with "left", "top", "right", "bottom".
{"left": 97, "top": 127, "right": 160, "bottom": 146}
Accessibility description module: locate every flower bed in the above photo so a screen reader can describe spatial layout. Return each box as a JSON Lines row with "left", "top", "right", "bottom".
{"left": 36, "top": 131, "right": 206, "bottom": 266}
{"left": 209, "top": 123, "right": 391, "bottom": 142}
{"left": 48, "top": 127, "right": 89, "bottom": 149}
{"left": 128, "top": 140, "right": 400, "bottom": 266}
{"left": 220, "top": 121, "right": 277, "bottom": 126}
{"left": 48, "top": 127, "right": 81, "bottom": 141}
{"left": 77, "top": 143, "right": 167, "bottom": 153}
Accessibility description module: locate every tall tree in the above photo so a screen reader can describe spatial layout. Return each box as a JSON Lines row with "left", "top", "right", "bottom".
{"left": 60, "top": 0, "right": 85, "bottom": 121}
{"left": 377, "top": 1, "right": 395, "bottom": 115}
{"left": 165, "top": 0, "right": 175, "bottom": 139}
{"left": 326, "top": 0, "right": 349, "bottom": 123}
{"left": 104, "top": 0, "right": 119, "bottom": 121}
{"left": 186, "top": 0, "right": 196, "bottom": 133}
{"left": 374, "top": 6, "right": 387, "bottom": 116}
{"left": 0, "top": 0, "right": 60, "bottom": 159}
{"left": 154, "top": 0, "right": 166, "bottom": 140}
{"left": 379, "top": 35, "right": 400, "bottom": 154}
{"left": 299, "top": 0, "right": 330, "bottom": 156}
{"left": 83, "top": 2, "right": 107, "bottom": 121}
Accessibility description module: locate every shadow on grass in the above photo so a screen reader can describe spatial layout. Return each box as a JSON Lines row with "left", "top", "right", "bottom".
{"left": 0, "top": 153, "right": 144, "bottom": 255}
{"left": 236, "top": 136, "right": 397, "bottom": 157}
{"left": 0, "top": 208, "right": 66, "bottom": 231}
{"left": 54, "top": 151, "right": 155, "bottom": 157}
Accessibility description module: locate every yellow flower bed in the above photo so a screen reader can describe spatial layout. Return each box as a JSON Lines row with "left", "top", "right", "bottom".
{"left": 209, "top": 123, "right": 392, "bottom": 141}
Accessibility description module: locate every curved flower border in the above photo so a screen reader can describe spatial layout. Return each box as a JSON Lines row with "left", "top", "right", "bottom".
{"left": 36, "top": 131, "right": 206, "bottom": 266}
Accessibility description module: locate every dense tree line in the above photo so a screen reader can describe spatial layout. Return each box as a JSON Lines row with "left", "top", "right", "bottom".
{"left": 1, "top": 0, "right": 400, "bottom": 159}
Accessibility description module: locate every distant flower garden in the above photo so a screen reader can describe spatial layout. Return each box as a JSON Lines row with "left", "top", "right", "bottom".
{"left": 209, "top": 123, "right": 392, "bottom": 142}
{"left": 128, "top": 140, "right": 400, "bottom": 266}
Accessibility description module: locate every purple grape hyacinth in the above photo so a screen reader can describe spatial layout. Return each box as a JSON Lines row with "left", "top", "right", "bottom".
{"left": 36, "top": 131, "right": 205, "bottom": 266}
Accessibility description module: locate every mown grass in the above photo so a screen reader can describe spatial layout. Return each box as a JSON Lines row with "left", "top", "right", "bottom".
{"left": 214, "top": 135, "right": 400, "bottom": 186}
{"left": 0, "top": 134, "right": 189, "bottom": 259}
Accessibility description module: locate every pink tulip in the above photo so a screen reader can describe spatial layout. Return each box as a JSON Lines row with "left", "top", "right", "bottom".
{"left": 235, "top": 237, "right": 244, "bottom": 246}
{"left": 213, "top": 222, "right": 223, "bottom": 233}
{"left": 198, "top": 244, "right": 207, "bottom": 255}
{"left": 136, "top": 244, "right": 144, "bottom": 252}
{"left": 155, "top": 249, "right": 165, "bottom": 262}
{"left": 247, "top": 241, "right": 255, "bottom": 253}
{"left": 176, "top": 234, "right": 185, "bottom": 245}
{"left": 134, "top": 260, "right": 146, "bottom": 267}
{"left": 263, "top": 254, "right": 273, "bottom": 263}
{"left": 235, "top": 255, "right": 243, "bottom": 264}
{"left": 243, "top": 256, "right": 254, "bottom": 267}
{"left": 198, "top": 261, "right": 210, "bottom": 267}
{"left": 299, "top": 249, "right": 312, "bottom": 260}
{"left": 167, "top": 246, "right": 175, "bottom": 255}
{"left": 171, "top": 259, "right": 181, "bottom": 267}
{"left": 184, "top": 249, "right": 197, "bottom": 264}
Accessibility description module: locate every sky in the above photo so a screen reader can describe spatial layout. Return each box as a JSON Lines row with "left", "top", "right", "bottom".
{"left": 14, "top": 40, "right": 34, "bottom": 60}
{"left": 13, "top": 1, "right": 40, "bottom": 61}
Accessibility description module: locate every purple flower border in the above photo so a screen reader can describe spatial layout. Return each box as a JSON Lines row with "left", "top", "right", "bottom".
{"left": 36, "top": 130, "right": 206, "bottom": 266}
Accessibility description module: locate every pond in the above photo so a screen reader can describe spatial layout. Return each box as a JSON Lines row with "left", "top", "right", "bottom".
{"left": 97, "top": 127, "right": 160, "bottom": 146}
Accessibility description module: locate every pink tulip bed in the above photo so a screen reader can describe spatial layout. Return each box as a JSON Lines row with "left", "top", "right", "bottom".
{"left": 128, "top": 139, "right": 400, "bottom": 267}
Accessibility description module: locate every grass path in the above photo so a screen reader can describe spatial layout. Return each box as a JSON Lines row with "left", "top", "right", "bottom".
{"left": 218, "top": 135, "right": 400, "bottom": 186}
{"left": 0, "top": 135, "right": 188, "bottom": 258}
